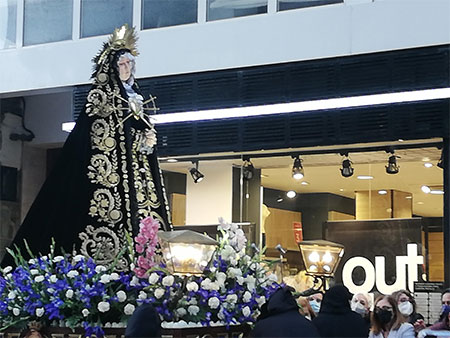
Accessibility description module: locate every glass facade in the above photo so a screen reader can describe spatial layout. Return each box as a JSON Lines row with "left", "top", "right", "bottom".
{"left": 142, "top": 0, "right": 197, "bottom": 29}
{"left": 207, "top": 0, "right": 267, "bottom": 21}
{"left": 278, "top": 0, "right": 342, "bottom": 11}
{"left": 23, "top": 0, "right": 73, "bottom": 46}
{"left": 0, "top": 0, "right": 16, "bottom": 49}
{"left": 81, "top": 0, "right": 133, "bottom": 38}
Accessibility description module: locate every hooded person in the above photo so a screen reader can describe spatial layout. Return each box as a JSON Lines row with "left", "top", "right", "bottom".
{"left": 312, "top": 284, "right": 368, "bottom": 338}
{"left": 125, "top": 303, "right": 161, "bottom": 338}
{"left": 250, "top": 286, "right": 320, "bottom": 338}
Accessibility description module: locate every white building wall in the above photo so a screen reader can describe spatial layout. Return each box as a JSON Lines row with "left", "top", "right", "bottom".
{"left": 0, "top": 0, "right": 449, "bottom": 96}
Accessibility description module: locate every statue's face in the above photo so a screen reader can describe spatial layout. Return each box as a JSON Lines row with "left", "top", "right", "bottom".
{"left": 118, "top": 55, "right": 132, "bottom": 82}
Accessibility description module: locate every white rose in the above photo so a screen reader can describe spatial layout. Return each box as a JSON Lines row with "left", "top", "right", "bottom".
{"left": 8, "top": 291, "right": 16, "bottom": 299}
{"left": 13, "top": 308, "right": 20, "bottom": 316}
{"left": 82, "top": 308, "right": 90, "bottom": 317}
{"left": 154, "top": 288, "right": 165, "bottom": 299}
{"left": 124, "top": 304, "right": 135, "bottom": 315}
{"left": 256, "top": 295, "right": 266, "bottom": 307}
{"left": 100, "top": 274, "right": 111, "bottom": 284}
{"left": 67, "top": 270, "right": 79, "bottom": 278}
{"left": 34, "top": 275, "right": 45, "bottom": 283}
{"left": 208, "top": 282, "right": 220, "bottom": 291}
{"left": 65, "top": 290, "right": 74, "bottom": 299}
{"left": 138, "top": 291, "right": 147, "bottom": 300}
{"left": 36, "top": 307, "right": 45, "bottom": 317}
{"left": 116, "top": 290, "right": 127, "bottom": 302}
{"left": 162, "top": 275, "right": 175, "bottom": 287}
{"left": 242, "top": 306, "right": 251, "bottom": 317}
{"left": 95, "top": 265, "right": 107, "bottom": 273}
{"left": 177, "top": 308, "right": 187, "bottom": 317}
{"left": 208, "top": 297, "right": 220, "bottom": 309}
{"left": 30, "top": 269, "right": 39, "bottom": 275}
{"left": 201, "top": 278, "right": 211, "bottom": 290}
{"left": 186, "top": 282, "right": 199, "bottom": 292}
{"left": 74, "top": 255, "right": 85, "bottom": 262}
{"left": 110, "top": 273, "right": 120, "bottom": 281}
{"left": 226, "top": 294, "right": 238, "bottom": 304}
{"left": 243, "top": 291, "right": 252, "bottom": 303}
{"left": 97, "top": 301, "right": 110, "bottom": 313}
{"left": 53, "top": 256, "right": 64, "bottom": 263}
{"left": 2, "top": 266, "right": 12, "bottom": 274}
{"left": 49, "top": 275, "right": 58, "bottom": 283}
{"left": 216, "top": 272, "right": 227, "bottom": 284}
{"left": 130, "top": 276, "right": 139, "bottom": 287}
{"left": 188, "top": 305, "right": 200, "bottom": 315}
{"left": 148, "top": 273, "right": 159, "bottom": 284}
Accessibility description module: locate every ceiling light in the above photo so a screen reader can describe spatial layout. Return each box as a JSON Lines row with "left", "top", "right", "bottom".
{"left": 189, "top": 161, "right": 204, "bottom": 183}
{"left": 242, "top": 156, "right": 254, "bottom": 180}
{"left": 291, "top": 155, "right": 304, "bottom": 180}
{"left": 276, "top": 196, "right": 284, "bottom": 203}
{"left": 430, "top": 190, "right": 444, "bottom": 195}
{"left": 424, "top": 162, "right": 433, "bottom": 168}
{"left": 386, "top": 152, "right": 400, "bottom": 174}
{"left": 421, "top": 185, "right": 431, "bottom": 194}
{"left": 301, "top": 181, "right": 309, "bottom": 185}
{"left": 378, "top": 190, "right": 388, "bottom": 195}
{"left": 286, "top": 190, "right": 296, "bottom": 198}
{"left": 357, "top": 175, "right": 373, "bottom": 180}
{"left": 405, "top": 196, "right": 412, "bottom": 199}
{"left": 417, "top": 201, "right": 424, "bottom": 205}
{"left": 340, "top": 155, "right": 354, "bottom": 178}
{"left": 167, "top": 158, "right": 178, "bottom": 163}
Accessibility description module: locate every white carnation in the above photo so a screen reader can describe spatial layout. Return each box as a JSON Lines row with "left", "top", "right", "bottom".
{"left": 49, "top": 275, "right": 58, "bottom": 283}
{"left": 34, "top": 275, "right": 45, "bottom": 283}
{"left": 242, "top": 306, "right": 251, "bottom": 317}
{"left": 97, "top": 301, "right": 110, "bottom": 313}
{"left": 36, "top": 307, "right": 45, "bottom": 317}
{"left": 110, "top": 272, "right": 120, "bottom": 280}
{"left": 226, "top": 294, "right": 238, "bottom": 304}
{"left": 154, "top": 288, "right": 165, "bottom": 299}
{"left": 216, "top": 272, "right": 227, "bottom": 286}
{"left": 67, "top": 270, "right": 79, "bottom": 278}
{"left": 148, "top": 272, "right": 159, "bottom": 284}
{"left": 124, "top": 304, "right": 135, "bottom": 315}
{"left": 100, "top": 274, "right": 111, "bottom": 284}
{"left": 162, "top": 275, "right": 175, "bottom": 286}
{"left": 130, "top": 276, "right": 139, "bottom": 286}
{"left": 208, "top": 297, "right": 220, "bottom": 309}
{"left": 116, "top": 290, "right": 127, "bottom": 302}
{"left": 243, "top": 291, "right": 252, "bottom": 303}
{"left": 138, "top": 291, "right": 147, "bottom": 300}
{"left": 177, "top": 308, "right": 187, "bottom": 317}
{"left": 82, "top": 308, "right": 90, "bottom": 317}
{"left": 65, "top": 290, "right": 74, "bottom": 299}
{"left": 209, "top": 282, "right": 220, "bottom": 291}
{"left": 188, "top": 305, "right": 200, "bottom": 315}
{"left": 201, "top": 278, "right": 212, "bottom": 290}
{"left": 186, "top": 281, "right": 199, "bottom": 292}
{"left": 13, "top": 308, "right": 20, "bottom": 316}
{"left": 256, "top": 295, "right": 266, "bottom": 307}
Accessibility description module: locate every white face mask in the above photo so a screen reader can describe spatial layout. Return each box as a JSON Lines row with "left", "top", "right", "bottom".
{"left": 398, "top": 301, "right": 414, "bottom": 316}
{"left": 351, "top": 301, "right": 368, "bottom": 316}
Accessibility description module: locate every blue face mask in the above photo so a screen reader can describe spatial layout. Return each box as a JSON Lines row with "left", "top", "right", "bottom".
{"left": 441, "top": 305, "right": 450, "bottom": 316}
{"left": 310, "top": 299, "right": 321, "bottom": 313}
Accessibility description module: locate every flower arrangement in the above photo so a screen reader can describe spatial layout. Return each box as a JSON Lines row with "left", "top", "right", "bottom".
{"left": 0, "top": 218, "right": 280, "bottom": 336}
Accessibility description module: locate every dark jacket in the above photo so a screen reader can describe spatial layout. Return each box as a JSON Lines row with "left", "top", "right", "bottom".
{"left": 312, "top": 285, "right": 368, "bottom": 338}
{"left": 251, "top": 287, "right": 320, "bottom": 338}
{"left": 125, "top": 304, "right": 161, "bottom": 338}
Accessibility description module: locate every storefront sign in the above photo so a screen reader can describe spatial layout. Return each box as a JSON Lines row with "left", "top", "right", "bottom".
{"left": 293, "top": 221, "right": 303, "bottom": 243}
{"left": 342, "top": 243, "right": 423, "bottom": 295}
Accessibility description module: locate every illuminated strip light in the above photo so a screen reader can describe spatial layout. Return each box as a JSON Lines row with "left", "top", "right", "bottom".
{"left": 61, "top": 87, "right": 450, "bottom": 131}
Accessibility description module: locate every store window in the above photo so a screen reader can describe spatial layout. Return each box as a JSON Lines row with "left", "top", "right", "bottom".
{"left": 278, "top": 0, "right": 342, "bottom": 11}
{"left": 207, "top": 0, "right": 267, "bottom": 21}
{"left": 23, "top": 0, "right": 72, "bottom": 46}
{"left": 142, "top": 0, "right": 197, "bottom": 30}
{"left": 81, "top": 0, "right": 132, "bottom": 38}
{"left": 0, "top": 0, "right": 16, "bottom": 49}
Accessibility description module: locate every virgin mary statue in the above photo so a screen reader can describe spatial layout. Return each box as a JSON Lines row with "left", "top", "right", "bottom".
{"left": 2, "top": 25, "right": 172, "bottom": 270}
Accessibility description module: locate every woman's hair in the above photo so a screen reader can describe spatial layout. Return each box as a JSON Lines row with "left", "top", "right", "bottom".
{"left": 392, "top": 289, "right": 417, "bottom": 314}
{"left": 371, "top": 295, "right": 406, "bottom": 335}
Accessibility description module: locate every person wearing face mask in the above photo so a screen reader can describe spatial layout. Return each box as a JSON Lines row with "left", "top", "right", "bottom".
{"left": 392, "top": 289, "right": 425, "bottom": 333}
{"left": 351, "top": 293, "right": 372, "bottom": 335}
{"left": 369, "top": 295, "right": 415, "bottom": 338}
{"left": 308, "top": 293, "right": 323, "bottom": 315}
{"left": 312, "top": 285, "right": 368, "bottom": 338}
{"left": 427, "top": 289, "right": 450, "bottom": 331}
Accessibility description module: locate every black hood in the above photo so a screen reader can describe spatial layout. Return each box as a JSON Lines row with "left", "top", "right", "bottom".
{"left": 319, "top": 284, "right": 352, "bottom": 314}
{"left": 125, "top": 304, "right": 161, "bottom": 338}
{"left": 266, "top": 287, "right": 299, "bottom": 315}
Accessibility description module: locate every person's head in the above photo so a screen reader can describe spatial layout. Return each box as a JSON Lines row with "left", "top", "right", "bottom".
{"left": 371, "top": 295, "right": 405, "bottom": 334}
{"left": 351, "top": 293, "right": 371, "bottom": 317}
{"left": 392, "top": 289, "right": 416, "bottom": 318}
{"left": 307, "top": 292, "right": 323, "bottom": 314}
{"left": 439, "top": 289, "right": 450, "bottom": 323}
{"left": 298, "top": 296, "right": 316, "bottom": 320}
{"left": 19, "top": 322, "right": 48, "bottom": 338}
{"left": 115, "top": 50, "right": 136, "bottom": 83}
{"left": 125, "top": 303, "right": 161, "bottom": 338}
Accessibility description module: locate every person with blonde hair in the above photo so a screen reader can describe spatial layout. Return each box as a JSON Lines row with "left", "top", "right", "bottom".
{"left": 369, "top": 295, "right": 415, "bottom": 338}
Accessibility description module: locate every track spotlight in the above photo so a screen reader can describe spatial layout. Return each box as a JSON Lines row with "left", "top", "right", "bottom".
{"left": 340, "top": 153, "right": 354, "bottom": 178}
{"left": 292, "top": 155, "right": 304, "bottom": 180}
{"left": 437, "top": 150, "right": 444, "bottom": 169}
{"left": 189, "top": 161, "right": 204, "bottom": 183}
{"left": 386, "top": 152, "right": 400, "bottom": 174}
{"left": 242, "top": 156, "right": 255, "bottom": 180}
{"left": 276, "top": 196, "right": 284, "bottom": 203}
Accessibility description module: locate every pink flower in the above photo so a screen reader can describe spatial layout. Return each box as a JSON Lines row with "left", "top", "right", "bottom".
{"left": 133, "top": 216, "right": 160, "bottom": 278}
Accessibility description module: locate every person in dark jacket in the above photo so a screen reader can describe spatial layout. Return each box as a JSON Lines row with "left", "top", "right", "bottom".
{"left": 312, "top": 284, "right": 368, "bottom": 338}
{"left": 125, "top": 304, "right": 161, "bottom": 338}
{"left": 251, "top": 287, "right": 320, "bottom": 337}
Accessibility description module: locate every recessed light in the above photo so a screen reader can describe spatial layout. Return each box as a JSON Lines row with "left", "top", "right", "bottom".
{"left": 167, "top": 158, "right": 178, "bottom": 163}
{"left": 286, "top": 190, "right": 296, "bottom": 198}
{"left": 405, "top": 196, "right": 412, "bottom": 199}
{"left": 424, "top": 163, "right": 433, "bottom": 168}
{"left": 417, "top": 201, "right": 424, "bottom": 205}
{"left": 421, "top": 185, "right": 431, "bottom": 194}
{"left": 339, "top": 188, "right": 344, "bottom": 192}
{"left": 357, "top": 175, "right": 373, "bottom": 180}
{"left": 301, "top": 181, "right": 309, "bottom": 185}
{"left": 378, "top": 190, "right": 388, "bottom": 195}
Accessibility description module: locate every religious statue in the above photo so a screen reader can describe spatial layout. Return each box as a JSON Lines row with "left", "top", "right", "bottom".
{"left": 2, "top": 25, "right": 172, "bottom": 270}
